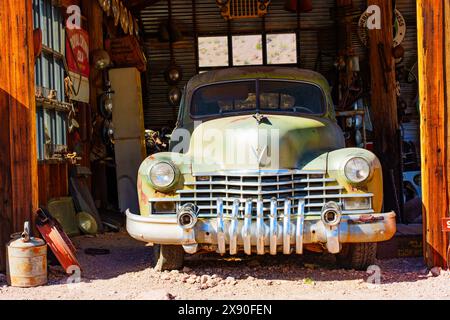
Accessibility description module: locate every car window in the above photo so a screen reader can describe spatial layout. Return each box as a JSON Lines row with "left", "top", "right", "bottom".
{"left": 191, "top": 80, "right": 324, "bottom": 117}
{"left": 192, "top": 81, "right": 256, "bottom": 117}
{"left": 259, "top": 80, "right": 324, "bottom": 114}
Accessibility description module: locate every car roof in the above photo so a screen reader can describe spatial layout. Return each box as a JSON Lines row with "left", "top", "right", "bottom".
{"left": 186, "top": 66, "right": 330, "bottom": 92}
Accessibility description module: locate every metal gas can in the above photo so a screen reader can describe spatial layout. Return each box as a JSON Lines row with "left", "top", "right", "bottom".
{"left": 6, "top": 221, "right": 47, "bottom": 287}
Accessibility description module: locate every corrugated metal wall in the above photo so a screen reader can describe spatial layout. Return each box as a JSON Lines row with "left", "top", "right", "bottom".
{"left": 140, "top": 0, "right": 338, "bottom": 129}
{"left": 140, "top": 0, "right": 419, "bottom": 136}
{"left": 396, "top": 0, "right": 420, "bottom": 153}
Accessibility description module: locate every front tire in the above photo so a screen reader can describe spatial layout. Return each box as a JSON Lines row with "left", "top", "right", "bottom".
{"left": 152, "top": 244, "right": 185, "bottom": 271}
{"left": 336, "top": 243, "right": 377, "bottom": 270}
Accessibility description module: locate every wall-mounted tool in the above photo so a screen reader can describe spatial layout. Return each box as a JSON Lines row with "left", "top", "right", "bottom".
{"left": 216, "top": 0, "right": 271, "bottom": 20}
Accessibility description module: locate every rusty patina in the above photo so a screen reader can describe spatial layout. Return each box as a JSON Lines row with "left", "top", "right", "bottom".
{"left": 129, "top": 66, "right": 394, "bottom": 256}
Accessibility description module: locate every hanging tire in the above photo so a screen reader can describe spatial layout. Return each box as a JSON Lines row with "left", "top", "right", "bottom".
{"left": 336, "top": 242, "right": 377, "bottom": 270}
{"left": 152, "top": 244, "right": 185, "bottom": 271}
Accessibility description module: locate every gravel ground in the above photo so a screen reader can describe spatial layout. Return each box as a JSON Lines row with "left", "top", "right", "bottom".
{"left": 0, "top": 231, "right": 449, "bottom": 300}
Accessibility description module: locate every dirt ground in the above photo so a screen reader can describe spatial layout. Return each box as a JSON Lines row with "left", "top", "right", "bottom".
{"left": 1, "top": 231, "right": 449, "bottom": 300}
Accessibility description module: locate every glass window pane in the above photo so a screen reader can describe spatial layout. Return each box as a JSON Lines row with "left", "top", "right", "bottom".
{"left": 33, "top": 0, "right": 68, "bottom": 159}
{"left": 259, "top": 81, "right": 324, "bottom": 115}
{"left": 35, "top": 55, "right": 42, "bottom": 87}
{"left": 50, "top": 109, "right": 57, "bottom": 145}
{"left": 49, "top": 56, "right": 55, "bottom": 91}
{"left": 191, "top": 81, "right": 257, "bottom": 117}
{"left": 232, "top": 35, "right": 262, "bottom": 66}
{"left": 33, "top": 0, "right": 39, "bottom": 29}
{"left": 60, "top": 13, "right": 65, "bottom": 56}
{"left": 59, "top": 59, "right": 65, "bottom": 101}
{"left": 266, "top": 33, "right": 297, "bottom": 64}
{"left": 198, "top": 36, "right": 229, "bottom": 67}
{"left": 36, "top": 108, "right": 44, "bottom": 160}
{"left": 45, "top": 0, "right": 52, "bottom": 48}
{"left": 42, "top": 54, "right": 50, "bottom": 89}
{"left": 40, "top": 0, "right": 48, "bottom": 46}
{"left": 52, "top": 5, "right": 60, "bottom": 52}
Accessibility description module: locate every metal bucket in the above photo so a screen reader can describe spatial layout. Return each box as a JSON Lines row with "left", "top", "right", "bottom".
{"left": 6, "top": 222, "right": 47, "bottom": 287}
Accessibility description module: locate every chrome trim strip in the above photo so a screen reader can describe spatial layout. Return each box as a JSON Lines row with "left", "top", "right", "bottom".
{"left": 295, "top": 199, "right": 305, "bottom": 254}
{"left": 242, "top": 199, "right": 252, "bottom": 255}
{"left": 192, "top": 170, "right": 326, "bottom": 177}
{"left": 269, "top": 199, "right": 278, "bottom": 255}
{"left": 256, "top": 200, "right": 265, "bottom": 255}
{"left": 283, "top": 199, "right": 291, "bottom": 254}
{"left": 229, "top": 199, "right": 239, "bottom": 255}
{"left": 216, "top": 198, "right": 226, "bottom": 254}
{"left": 177, "top": 187, "right": 344, "bottom": 195}
{"left": 184, "top": 178, "right": 337, "bottom": 187}
{"left": 178, "top": 190, "right": 373, "bottom": 202}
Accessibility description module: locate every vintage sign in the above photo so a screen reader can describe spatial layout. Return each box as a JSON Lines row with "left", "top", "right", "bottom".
{"left": 66, "top": 28, "right": 90, "bottom": 77}
{"left": 443, "top": 218, "right": 450, "bottom": 232}
{"left": 358, "top": 9, "right": 406, "bottom": 47}
{"left": 66, "top": 28, "right": 89, "bottom": 103}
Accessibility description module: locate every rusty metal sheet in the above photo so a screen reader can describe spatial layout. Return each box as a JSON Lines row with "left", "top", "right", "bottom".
{"left": 35, "top": 208, "right": 81, "bottom": 274}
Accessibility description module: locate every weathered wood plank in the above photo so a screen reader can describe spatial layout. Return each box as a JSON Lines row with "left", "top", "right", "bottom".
{"left": 38, "top": 162, "right": 69, "bottom": 207}
{"left": 417, "top": 0, "right": 449, "bottom": 268}
{"left": 367, "top": 1, "right": 402, "bottom": 216}
{"left": 0, "top": 0, "right": 38, "bottom": 271}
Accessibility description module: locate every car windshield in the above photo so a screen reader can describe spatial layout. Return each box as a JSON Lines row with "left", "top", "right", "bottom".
{"left": 191, "top": 80, "right": 325, "bottom": 118}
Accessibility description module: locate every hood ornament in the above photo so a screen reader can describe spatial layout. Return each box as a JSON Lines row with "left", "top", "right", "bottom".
{"left": 253, "top": 113, "right": 270, "bottom": 125}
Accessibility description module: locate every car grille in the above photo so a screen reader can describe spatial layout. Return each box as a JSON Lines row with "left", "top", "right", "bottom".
{"left": 177, "top": 170, "right": 373, "bottom": 217}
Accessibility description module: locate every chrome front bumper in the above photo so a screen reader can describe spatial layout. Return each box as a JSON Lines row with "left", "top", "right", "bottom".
{"left": 126, "top": 199, "right": 396, "bottom": 255}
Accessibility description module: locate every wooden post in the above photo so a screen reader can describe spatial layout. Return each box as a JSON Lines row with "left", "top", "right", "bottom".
{"left": 367, "top": 1, "right": 402, "bottom": 216}
{"left": 81, "top": 0, "right": 103, "bottom": 114}
{"left": 417, "top": 0, "right": 449, "bottom": 268}
{"left": 0, "top": 0, "right": 38, "bottom": 271}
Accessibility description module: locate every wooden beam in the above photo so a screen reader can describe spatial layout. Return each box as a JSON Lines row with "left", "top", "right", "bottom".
{"left": 367, "top": 1, "right": 402, "bottom": 216}
{"left": 417, "top": 0, "right": 449, "bottom": 268}
{"left": 0, "top": 0, "right": 38, "bottom": 271}
{"left": 81, "top": 0, "right": 103, "bottom": 114}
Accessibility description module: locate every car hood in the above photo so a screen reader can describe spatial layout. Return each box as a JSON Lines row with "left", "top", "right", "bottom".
{"left": 186, "top": 114, "right": 345, "bottom": 173}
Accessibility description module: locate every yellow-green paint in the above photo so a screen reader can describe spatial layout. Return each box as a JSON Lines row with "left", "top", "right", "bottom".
{"left": 137, "top": 67, "right": 384, "bottom": 216}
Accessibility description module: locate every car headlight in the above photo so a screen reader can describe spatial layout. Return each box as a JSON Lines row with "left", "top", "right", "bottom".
{"left": 344, "top": 157, "right": 371, "bottom": 183}
{"left": 149, "top": 162, "right": 177, "bottom": 189}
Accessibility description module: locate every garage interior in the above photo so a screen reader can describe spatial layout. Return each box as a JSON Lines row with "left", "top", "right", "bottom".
{"left": 0, "top": 0, "right": 449, "bottom": 272}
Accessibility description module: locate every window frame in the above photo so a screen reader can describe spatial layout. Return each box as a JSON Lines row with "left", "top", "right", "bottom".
{"left": 197, "top": 31, "right": 299, "bottom": 73}
{"left": 33, "top": 0, "right": 69, "bottom": 161}
{"left": 189, "top": 79, "right": 327, "bottom": 121}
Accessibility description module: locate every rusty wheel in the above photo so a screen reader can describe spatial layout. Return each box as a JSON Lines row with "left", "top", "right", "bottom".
{"left": 336, "top": 242, "right": 377, "bottom": 271}
{"left": 152, "top": 244, "right": 184, "bottom": 271}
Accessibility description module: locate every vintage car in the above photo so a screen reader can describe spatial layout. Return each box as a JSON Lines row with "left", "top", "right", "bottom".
{"left": 126, "top": 66, "right": 396, "bottom": 271}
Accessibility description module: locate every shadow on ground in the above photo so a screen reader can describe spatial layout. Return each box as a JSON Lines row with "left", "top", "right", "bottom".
{"left": 183, "top": 252, "right": 429, "bottom": 285}
{"left": 44, "top": 231, "right": 429, "bottom": 286}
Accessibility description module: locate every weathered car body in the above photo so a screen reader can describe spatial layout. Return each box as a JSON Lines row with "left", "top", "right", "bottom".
{"left": 126, "top": 66, "right": 396, "bottom": 268}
